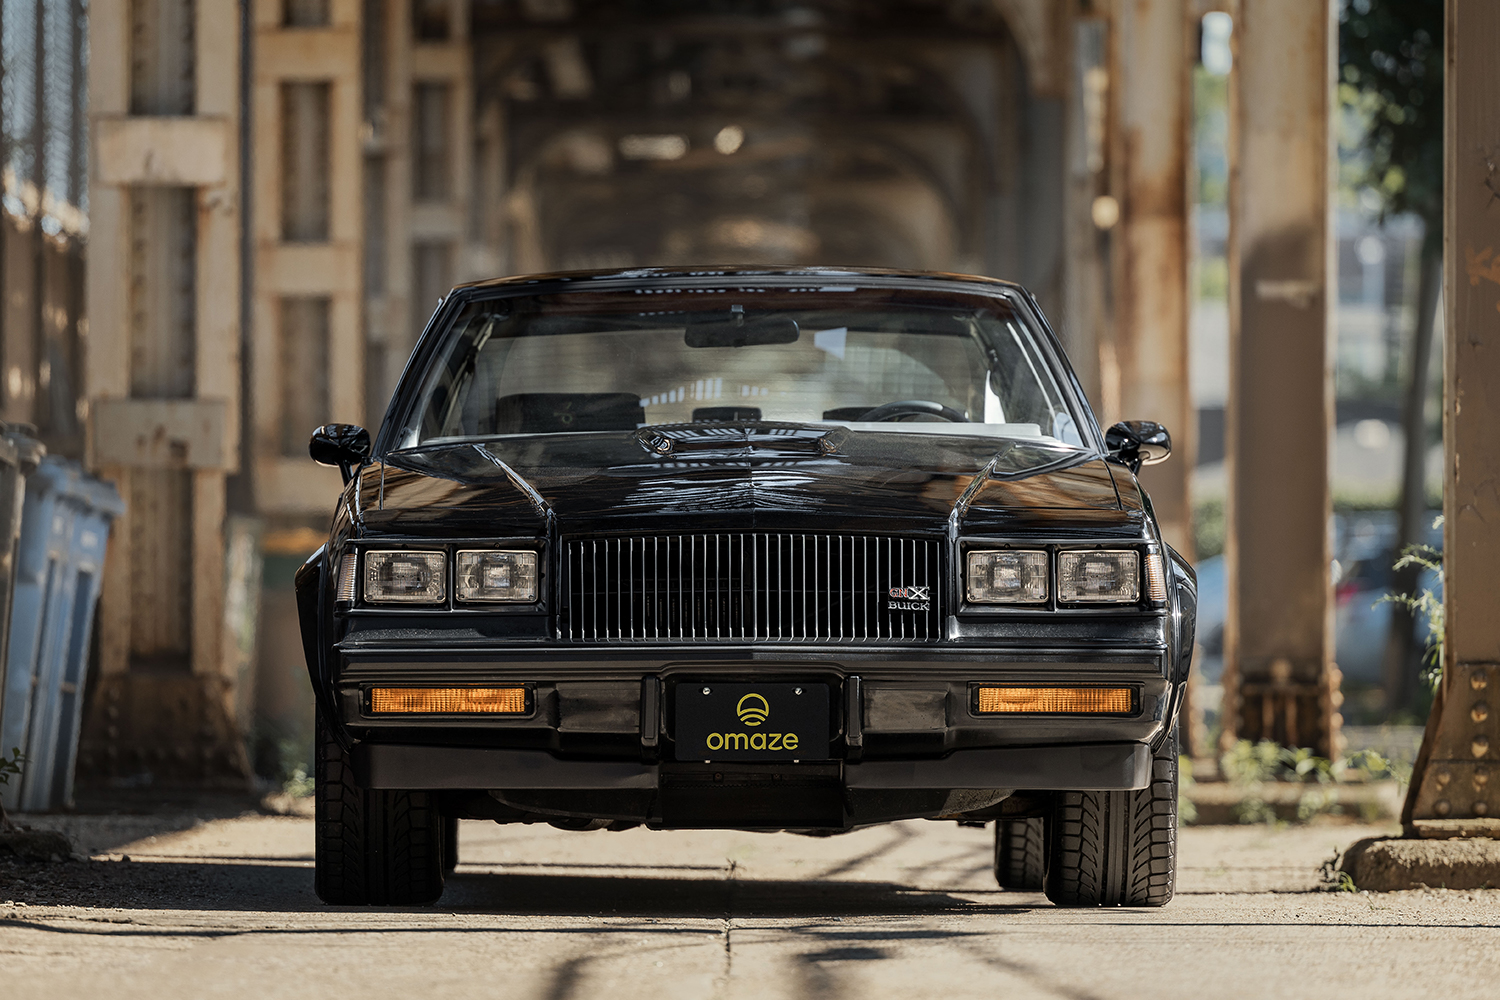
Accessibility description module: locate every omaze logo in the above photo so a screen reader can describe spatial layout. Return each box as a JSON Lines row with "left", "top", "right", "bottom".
{"left": 706, "top": 691, "right": 800, "bottom": 752}
{"left": 736, "top": 693, "right": 770, "bottom": 726}
{"left": 888, "top": 584, "right": 930, "bottom": 612}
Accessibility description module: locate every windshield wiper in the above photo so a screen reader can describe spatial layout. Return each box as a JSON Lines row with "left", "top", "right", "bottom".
{"left": 948, "top": 442, "right": 1016, "bottom": 542}
{"left": 472, "top": 443, "right": 554, "bottom": 528}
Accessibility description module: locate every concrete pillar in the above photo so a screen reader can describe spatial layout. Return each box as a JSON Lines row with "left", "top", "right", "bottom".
{"left": 252, "top": 0, "right": 363, "bottom": 514}
{"left": 1220, "top": 0, "right": 1340, "bottom": 757}
{"left": 363, "top": 1, "right": 471, "bottom": 431}
{"left": 1403, "top": 0, "right": 1500, "bottom": 835}
{"left": 1061, "top": 8, "right": 1109, "bottom": 407}
{"left": 1108, "top": 0, "right": 1194, "bottom": 557}
{"left": 80, "top": 0, "right": 250, "bottom": 785}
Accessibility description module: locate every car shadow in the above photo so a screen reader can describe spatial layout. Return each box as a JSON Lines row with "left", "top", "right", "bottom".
{"left": 0, "top": 856, "right": 1034, "bottom": 919}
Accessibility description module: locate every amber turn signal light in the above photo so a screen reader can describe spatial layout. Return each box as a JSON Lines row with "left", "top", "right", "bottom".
{"left": 975, "top": 686, "right": 1133, "bottom": 714}
{"left": 369, "top": 686, "right": 528, "bottom": 714}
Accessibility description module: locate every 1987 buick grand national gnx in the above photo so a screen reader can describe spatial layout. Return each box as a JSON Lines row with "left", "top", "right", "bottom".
{"left": 298, "top": 267, "right": 1196, "bottom": 908}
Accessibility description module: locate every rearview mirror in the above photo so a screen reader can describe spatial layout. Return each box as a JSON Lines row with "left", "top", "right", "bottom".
{"left": 1105, "top": 421, "right": 1171, "bottom": 474}
{"left": 685, "top": 309, "right": 799, "bottom": 348}
{"left": 309, "top": 423, "right": 371, "bottom": 484}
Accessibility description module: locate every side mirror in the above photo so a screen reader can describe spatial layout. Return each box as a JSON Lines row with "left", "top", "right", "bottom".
{"left": 309, "top": 424, "right": 371, "bottom": 484}
{"left": 1105, "top": 420, "right": 1171, "bottom": 474}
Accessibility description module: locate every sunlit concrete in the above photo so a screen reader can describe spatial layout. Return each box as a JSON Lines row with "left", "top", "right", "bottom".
{"left": 1, "top": 814, "right": 1496, "bottom": 999}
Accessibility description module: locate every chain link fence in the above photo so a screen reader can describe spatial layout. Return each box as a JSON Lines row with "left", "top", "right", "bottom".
{"left": 1, "top": 0, "right": 88, "bottom": 456}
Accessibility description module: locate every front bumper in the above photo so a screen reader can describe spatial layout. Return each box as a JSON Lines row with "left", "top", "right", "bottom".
{"left": 331, "top": 647, "right": 1170, "bottom": 829}
{"left": 355, "top": 740, "right": 1151, "bottom": 791}
{"left": 354, "top": 739, "right": 1150, "bottom": 831}
{"left": 335, "top": 652, "right": 1171, "bottom": 753}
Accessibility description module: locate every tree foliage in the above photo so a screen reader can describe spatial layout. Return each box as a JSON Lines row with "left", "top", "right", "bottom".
{"left": 1339, "top": 0, "right": 1443, "bottom": 225}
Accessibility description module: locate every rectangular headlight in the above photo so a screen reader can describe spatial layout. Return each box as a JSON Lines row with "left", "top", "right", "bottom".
{"left": 1058, "top": 550, "right": 1139, "bottom": 603}
{"left": 363, "top": 550, "right": 446, "bottom": 604}
{"left": 457, "top": 550, "right": 538, "bottom": 603}
{"left": 966, "top": 550, "right": 1048, "bottom": 603}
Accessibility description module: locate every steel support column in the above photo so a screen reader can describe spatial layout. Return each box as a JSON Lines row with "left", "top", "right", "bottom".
{"left": 81, "top": 0, "right": 250, "bottom": 785}
{"left": 1220, "top": 0, "right": 1340, "bottom": 756}
{"left": 1109, "top": 0, "right": 1194, "bottom": 557}
{"left": 1404, "top": 0, "right": 1500, "bottom": 836}
{"left": 251, "top": 0, "right": 364, "bottom": 513}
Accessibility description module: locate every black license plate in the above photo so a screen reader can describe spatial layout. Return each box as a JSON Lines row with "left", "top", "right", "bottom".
{"left": 674, "top": 682, "right": 830, "bottom": 761}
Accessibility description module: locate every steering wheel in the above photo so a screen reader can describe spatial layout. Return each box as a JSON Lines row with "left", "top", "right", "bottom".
{"left": 857, "top": 399, "right": 969, "bottom": 423}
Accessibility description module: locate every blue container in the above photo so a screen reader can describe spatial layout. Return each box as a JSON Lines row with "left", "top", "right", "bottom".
{"left": 0, "top": 458, "right": 124, "bottom": 812}
{"left": 0, "top": 431, "right": 32, "bottom": 740}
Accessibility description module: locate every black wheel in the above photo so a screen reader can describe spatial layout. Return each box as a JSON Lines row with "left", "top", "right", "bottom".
{"left": 1043, "top": 731, "right": 1177, "bottom": 908}
{"left": 994, "top": 818, "right": 1046, "bottom": 891}
{"left": 314, "top": 711, "right": 446, "bottom": 905}
{"left": 442, "top": 814, "right": 459, "bottom": 873}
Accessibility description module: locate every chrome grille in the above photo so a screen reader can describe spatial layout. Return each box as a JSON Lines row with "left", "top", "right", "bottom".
{"left": 565, "top": 534, "right": 942, "bottom": 642}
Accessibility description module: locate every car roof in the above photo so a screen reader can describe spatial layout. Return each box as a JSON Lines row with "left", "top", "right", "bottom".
{"left": 452, "top": 265, "right": 1027, "bottom": 294}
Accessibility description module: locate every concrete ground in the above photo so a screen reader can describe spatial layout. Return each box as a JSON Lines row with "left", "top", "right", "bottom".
{"left": 1, "top": 809, "right": 1498, "bottom": 1000}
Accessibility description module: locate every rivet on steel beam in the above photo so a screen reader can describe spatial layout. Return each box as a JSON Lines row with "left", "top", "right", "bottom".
{"left": 1474, "top": 736, "right": 1492, "bottom": 759}
{"left": 1474, "top": 701, "right": 1491, "bottom": 723}
{"left": 1436, "top": 769, "right": 1452, "bottom": 787}
{"left": 1436, "top": 799, "right": 1452, "bottom": 816}
{"left": 1473, "top": 669, "right": 1490, "bottom": 691}
{"left": 1476, "top": 802, "right": 1490, "bottom": 817}
{"left": 1475, "top": 768, "right": 1490, "bottom": 788}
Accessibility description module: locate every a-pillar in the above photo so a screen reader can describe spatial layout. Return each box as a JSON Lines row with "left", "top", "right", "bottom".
{"left": 1403, "top": 0, "right": 1500, "bottom": 835}
{"left": 1108, "top": 0, "right": 1194, "bottom": 557}
{"left": 1220, "top": 0, "right": 1340, "bottom": 757}
{"left": 80, "top": 0, "right": 249, "bottom": 785}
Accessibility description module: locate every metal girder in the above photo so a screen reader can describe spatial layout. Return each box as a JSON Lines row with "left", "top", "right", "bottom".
{"left": 1404, "top": 0, "right": 1500, "bottom": 834}
{"left": 1108, "top": 0, "right": 1193, "bottom": 558}
{"left": 1220, "top": 0, "right": 1340, "bottom": 757}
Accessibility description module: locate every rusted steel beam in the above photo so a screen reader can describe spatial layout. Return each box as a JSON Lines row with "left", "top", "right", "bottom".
{"left": 1404, "top": 0, "right": 1500, "bottom": 835}
{"left": 78, "top": 0, "right": 250, "bottom": 789}
{"left": 1109, "top": 0, "right": 1194, "bottom": 558}
{"left": 1220, "top": 0, "right": 1340, "bottom": 757}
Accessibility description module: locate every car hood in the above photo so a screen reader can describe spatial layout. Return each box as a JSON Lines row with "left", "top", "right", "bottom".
{"left": 358, "top": 424, "right": 1135, "bottom": 537}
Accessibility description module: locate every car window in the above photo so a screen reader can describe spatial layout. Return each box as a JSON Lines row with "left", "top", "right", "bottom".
{"left": 392, "top": 284, "right": 1087, "bottom": 450}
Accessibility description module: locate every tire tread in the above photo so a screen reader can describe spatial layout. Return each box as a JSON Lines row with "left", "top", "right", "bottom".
{"left": 314, "top": 713, "right": 445, "bottom": 905}
{"left": 1044, "top": 733, "right": 1177, "bottom": 908}
{"left": 994, "top": 818, "right": 1046, "bottom": 891}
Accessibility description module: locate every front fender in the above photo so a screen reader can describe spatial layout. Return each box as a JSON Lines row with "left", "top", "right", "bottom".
{"left": 295, "top": 544, "right": 344, "bottom": 740}
{"left": 1164, "top": 544, "right": 1198, "bottom": 737}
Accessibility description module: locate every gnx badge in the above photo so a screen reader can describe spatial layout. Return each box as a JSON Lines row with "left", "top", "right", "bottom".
{"left": 887, "top": 584, "right": 930, "bottom": 612}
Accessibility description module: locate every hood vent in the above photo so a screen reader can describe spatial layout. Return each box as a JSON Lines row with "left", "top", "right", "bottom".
{"left": 564, "top": 533, "right": 941, "bottom": 643}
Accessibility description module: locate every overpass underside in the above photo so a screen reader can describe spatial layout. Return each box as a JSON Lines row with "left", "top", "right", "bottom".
{"left": 69, "top": 0, "right": 1347, "bottom": 787}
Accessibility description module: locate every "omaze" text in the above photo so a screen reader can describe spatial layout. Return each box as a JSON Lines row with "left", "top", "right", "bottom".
{"left": 705, "top": 732, "right": 800, "bottom": 751}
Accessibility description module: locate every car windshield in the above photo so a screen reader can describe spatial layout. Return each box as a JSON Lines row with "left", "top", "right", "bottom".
{"left": 391, "top": 281, "right": 1088, "bottom": 451}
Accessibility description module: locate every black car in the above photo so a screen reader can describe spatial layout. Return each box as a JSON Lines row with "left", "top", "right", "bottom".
{"left": 299, "top": 267, "right": 1195, "bottom": 908}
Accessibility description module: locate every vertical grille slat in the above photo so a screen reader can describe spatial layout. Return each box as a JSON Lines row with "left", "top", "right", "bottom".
{"left": 565, "top": 533, "right": 941, "bottom": 643}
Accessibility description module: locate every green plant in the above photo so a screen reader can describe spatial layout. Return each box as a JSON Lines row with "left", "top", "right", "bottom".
{"left": 1343, "top": 748, "right": 1413, "bottom": 790}
{"left": 1319, "top": 848, "right": 1359, "bottom": 892}
{"left": 1178, "top": 755, "right": 1199, "bottom": 825}
{"left": 0, "top": 746, "right": 25, "bottom": 833}
{"left": 1377, "top": 529, "right": 1445, "bottom": 691}
{"left": 1218, "top": 740, "right": 1412, "bottom": 825}
{"left": 1220, "top": 739, "right": 1285, "bottom": 785}
{"left": 278, "top": 738, "right": 315, "bottom": 798}
{"left": 1193, "top": 498, "right": 1225, "bottom": 561}
{"left": 0, "top": 746, "right": 24, "bottom": 787}
{"left": 1234, "top": 796, "right": 1278, "bottom": 826}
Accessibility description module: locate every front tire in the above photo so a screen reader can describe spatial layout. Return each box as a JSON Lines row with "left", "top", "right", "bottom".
{"left": 314, "top": 712, "right": 446, "bottom": 905}
{"left": 994, "top": 818, "right": 1046, "bottom": 891}
{"left": 1043, "top": 732, "right": 1177, "bottom": 907}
